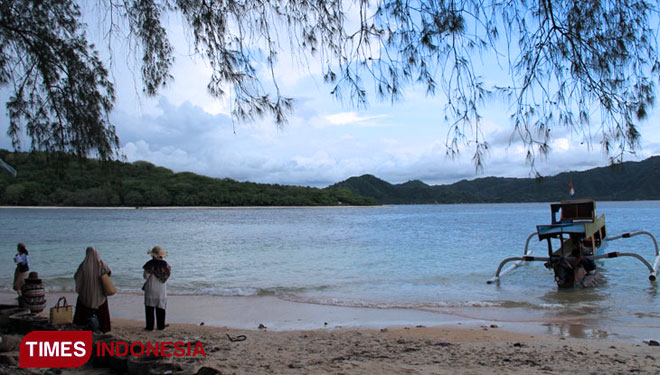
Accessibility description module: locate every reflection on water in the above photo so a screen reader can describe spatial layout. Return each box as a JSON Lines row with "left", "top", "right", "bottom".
{"left": 541, "top": 283, "right": 608, "bottom": 305}
{"left": 543, "top": 321, "right": 610, "bottom": 340}
{"left": 535, "top": 275, "right": 612, "bottom": 339}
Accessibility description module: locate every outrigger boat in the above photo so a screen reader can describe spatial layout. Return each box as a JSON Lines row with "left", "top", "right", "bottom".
{"left": 487, "top": 199, "right": 660, "bottom": 288}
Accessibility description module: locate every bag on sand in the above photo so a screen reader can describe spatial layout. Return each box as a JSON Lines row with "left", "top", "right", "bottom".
{"left": 88, "top": 313, "right": 100, "bottom": 332}
{"left": 49, "top": 296, "right": 73, "bottom": 325}
{"left": 100, "top": 273, "right": 116, "bottom": 296}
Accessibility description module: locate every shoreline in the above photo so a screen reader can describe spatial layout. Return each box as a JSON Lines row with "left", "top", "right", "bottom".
{"left": 0, "top": 205, "right": 381, "bottom": 210}
{"left": 2, "top": 201, "right": 660, "bottom": 211}
{"left": 2, "top": 291, "right": 658, "bottom": 344}
{"left": 2, "top": 292, "right": 659, "bottom": 374}
{"left": 1, "top": 291, "right": 487, "bottom": 332}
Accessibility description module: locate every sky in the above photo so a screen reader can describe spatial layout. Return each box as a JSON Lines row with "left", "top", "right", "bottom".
{"left": 2, "top": 8, "right": 660, "bottom": 188}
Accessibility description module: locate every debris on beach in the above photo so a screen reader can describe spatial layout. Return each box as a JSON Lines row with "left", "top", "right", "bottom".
{"left": 194, "top": 367, "right": 222, "bottom": 375}
{"left": 226, "top": 334, "right": 247, "bottom": 342}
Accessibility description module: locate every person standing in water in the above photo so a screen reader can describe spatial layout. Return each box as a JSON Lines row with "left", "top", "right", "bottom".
{"left": 13, "top": 243, "right": 30, "bottom": 297}
{"left": 143, "top": 246, "right": 171, "bottom": 331}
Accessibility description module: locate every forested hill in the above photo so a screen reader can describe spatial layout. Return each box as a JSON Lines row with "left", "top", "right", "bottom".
{"left": 2, "top": 149, "right": 658, "bottom": 207}
{"left": 330, "top": 156, "right": 660, "bottom": 204}
{"left": 0, "top": 150, "right": 376, "bottom": 207}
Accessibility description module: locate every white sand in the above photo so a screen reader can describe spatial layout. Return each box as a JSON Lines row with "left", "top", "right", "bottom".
{"left": 2, "top": 292, "right": 660, "bottom": 374}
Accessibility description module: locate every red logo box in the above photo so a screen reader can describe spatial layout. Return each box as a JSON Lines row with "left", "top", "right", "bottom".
{"left": 20, "top": 331, "right": 92, "bottom": 368}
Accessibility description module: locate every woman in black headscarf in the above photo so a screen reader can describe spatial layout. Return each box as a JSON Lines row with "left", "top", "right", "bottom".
{"left": 143, "top": 246, "right": 171, "bottom": 330}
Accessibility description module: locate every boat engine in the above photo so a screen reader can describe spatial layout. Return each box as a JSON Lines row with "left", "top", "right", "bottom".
{"left": 546, "top": 257, "right": 576, "bottom": 288}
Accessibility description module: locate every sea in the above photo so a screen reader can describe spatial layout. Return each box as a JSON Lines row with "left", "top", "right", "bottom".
{"left": 1, "top": 202, "right": 659, "bottom": 341}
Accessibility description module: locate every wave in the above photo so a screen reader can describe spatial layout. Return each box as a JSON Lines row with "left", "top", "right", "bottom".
{"left": 0, "top": 281, "right": 565, "bottom": 312}
{"left": 0, "top": 278, "right": 336, "bottom": 298}
{"left": 169, "top": 284, "right": 336, "bottom": 298}
{"left": 0, "top": 279, "right": 617, "bottom": 317}
{"left": 275, "top": 294, "right": 563, "bottom": 311}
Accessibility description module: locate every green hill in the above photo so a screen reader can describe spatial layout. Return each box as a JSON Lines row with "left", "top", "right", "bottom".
{"left": 0, "top": 150, "right": 377, "bottom": 207}
{"left": 3, "top": 149, "right": 658, "bottom": 206}
{"left": 330, "top": 156, "right": 660, "bottom": 203}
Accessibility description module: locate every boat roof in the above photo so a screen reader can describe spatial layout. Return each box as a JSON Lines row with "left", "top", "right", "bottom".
{"left": 550, "top": 199, "right": 596, "bottom": 224}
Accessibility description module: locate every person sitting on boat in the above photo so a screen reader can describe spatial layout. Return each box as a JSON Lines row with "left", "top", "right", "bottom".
{"left": 572, "top": 239, "right": 597, "bottom": 273}
{"left": 569, "top": 247, "right": 588, "bottom": 285}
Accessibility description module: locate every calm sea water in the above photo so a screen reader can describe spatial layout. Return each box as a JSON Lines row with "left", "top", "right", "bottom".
{"left": 1, "top": 202, "right": 659, "bottom": 340}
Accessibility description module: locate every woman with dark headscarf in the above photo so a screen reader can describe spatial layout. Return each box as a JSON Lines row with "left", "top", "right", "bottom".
{"left": 73, "top": 247, "right": 112, "bottom": 332}
{"left": 143, "top": 246, "right": 171, "bottom": 330}
{"left": 13, "top": 243, "right": 30, "bottom": 296}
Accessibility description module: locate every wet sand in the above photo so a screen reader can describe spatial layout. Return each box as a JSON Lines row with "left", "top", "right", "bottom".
{"left": 2, "top": 292, "right": 660, "bottom": 374}
{"left": 2, "top": 291, "right": 563, "bottom": 337}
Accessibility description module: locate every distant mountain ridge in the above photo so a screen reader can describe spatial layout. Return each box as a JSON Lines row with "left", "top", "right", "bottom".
{"left": 2, "top": 149, "right": 658, "bottom": 206}
{"left": 330, "top": 156, "right": 660, "bottom": 203}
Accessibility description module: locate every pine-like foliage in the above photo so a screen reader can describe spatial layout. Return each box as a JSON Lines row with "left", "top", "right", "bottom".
{"left": 1, "top": 1, "right": 658, "bottom": 168}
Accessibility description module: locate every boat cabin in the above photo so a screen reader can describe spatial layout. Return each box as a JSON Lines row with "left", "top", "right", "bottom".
{"left": 536, "top": 199, "right": 607, "bottom": 257}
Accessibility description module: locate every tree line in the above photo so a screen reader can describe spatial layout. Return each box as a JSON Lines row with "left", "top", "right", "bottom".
{"left": 0, "top": 150, "right": 377, "bottom": 207}
{"left": 330, "top": 156, "right": 660, "bottom": 204}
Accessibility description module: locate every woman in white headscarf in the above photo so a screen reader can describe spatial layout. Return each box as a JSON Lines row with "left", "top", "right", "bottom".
{"left": 143, "top": 246, "right": 170, "bottom": 330}
{"left": 73, "top": 247, "right": 112, "bottom": 332}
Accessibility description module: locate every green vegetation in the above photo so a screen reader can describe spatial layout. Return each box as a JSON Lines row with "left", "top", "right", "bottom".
{"left": 3, "top": 149, "right": 658, "bottom": 207}
{"left": 330, "top": 156, "right": 660, "bottom": 204}
{"left": 0, "top": 150, "right": 376, "bottom": 207}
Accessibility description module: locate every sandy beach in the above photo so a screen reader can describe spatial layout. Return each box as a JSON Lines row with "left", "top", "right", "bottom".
{"left": 1, "top": 292, "right": 659, "bottom": 374}
{"left": 100, "top": 320, "right": 660, "bottom": 375}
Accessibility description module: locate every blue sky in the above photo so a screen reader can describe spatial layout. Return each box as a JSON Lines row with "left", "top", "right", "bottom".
{"left": 2, "top": 10, "right": 660, "bottom": 188}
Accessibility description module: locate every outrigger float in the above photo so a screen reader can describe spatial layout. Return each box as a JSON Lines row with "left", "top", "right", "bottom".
{"left": 487, "top": 199, "right": 660, "bottom": 288}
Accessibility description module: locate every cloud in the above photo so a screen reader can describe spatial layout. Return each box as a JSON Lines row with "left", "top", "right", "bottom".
{"left": 79, "top": 92, "right": 660, "bottom": 189}
{"left": 2, "top": 81, "right": 656, "bottom": 190}
{"left": 323, "top": 112, "right": 388, "bottom": 126}
{"left": 3, "top": 18, "right": 659, "bottom": 191}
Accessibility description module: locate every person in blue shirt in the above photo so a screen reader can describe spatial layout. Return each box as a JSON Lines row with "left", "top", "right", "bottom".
{"left": 13, "top": 243, "right": 29, "bottom": 296}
